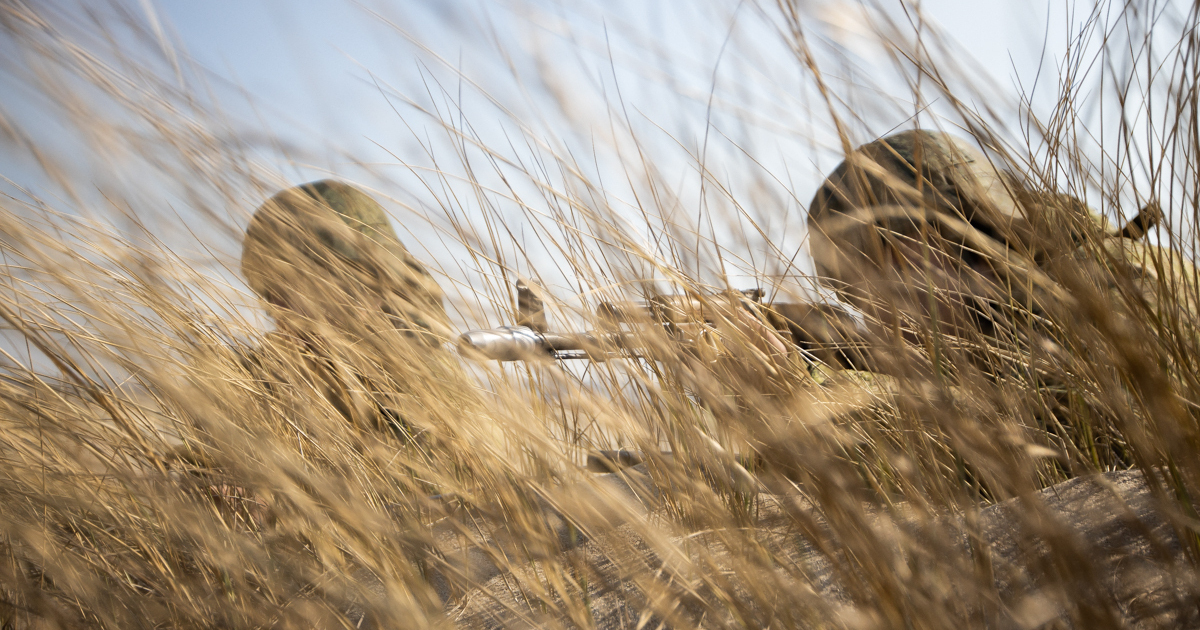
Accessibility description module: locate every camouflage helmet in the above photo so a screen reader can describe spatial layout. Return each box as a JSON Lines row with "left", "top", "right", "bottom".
{"left": 242, "top": 180, "right": 447, "bottom": 339}
{"left": 806, "top": 130, "right": 1069, "bottom": 311}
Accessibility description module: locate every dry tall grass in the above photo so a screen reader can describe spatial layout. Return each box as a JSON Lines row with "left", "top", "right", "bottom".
{"left": 0, "top": 0, "right": 1198, "bottom": 628}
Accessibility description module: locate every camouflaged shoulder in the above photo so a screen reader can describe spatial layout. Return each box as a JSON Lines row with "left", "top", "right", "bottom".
{"left": 1065, "top": 237, "right": 1200, "bottom": 321}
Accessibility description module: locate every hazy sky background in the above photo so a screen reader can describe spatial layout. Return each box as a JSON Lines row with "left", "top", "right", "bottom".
{"left": 156, "top": 0, "right": 1083, "bottom": 274}
{"left": 0, "top": 0, "right": 1154, "bottom": 327}
{"left": 152, "top": 0, "right": 1075, "bottom": 162}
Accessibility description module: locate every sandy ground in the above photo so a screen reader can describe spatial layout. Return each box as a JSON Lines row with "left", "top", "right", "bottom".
{"left": 427, "top": 467, "right": 1199, "bottom": 629}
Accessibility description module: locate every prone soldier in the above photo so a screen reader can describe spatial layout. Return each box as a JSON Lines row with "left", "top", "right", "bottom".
{"left": 807, "top": 129, "right": 1190, "bottom": 374}
{"left": 803, "top": 129, "right": 1196, "bottom": 483}
{"left": 238, "top": 179, "right": 455, "bottom": 439}
{"left": 169, "top": 179, "right": 463, "bottom": 527}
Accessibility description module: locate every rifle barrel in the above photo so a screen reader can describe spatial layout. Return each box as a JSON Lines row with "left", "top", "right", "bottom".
{"left": 457, "top": 326, "right": 546, "bottom": 361}
{"left": 457, "top": 326, "right": 640, "bottom": 361}
{"left": 458, "top": 292, "right": 872, "bottom": 368}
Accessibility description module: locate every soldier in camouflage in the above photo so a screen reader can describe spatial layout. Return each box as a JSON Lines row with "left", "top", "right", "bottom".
{"left": 807, "top": 130, "right": 1188, "bottom": 368}
{"left": 239, "top": 179, "right": 454, "bottom": 439}
{"left": 803, "top": 129, "right": 1195, "bottom": 477}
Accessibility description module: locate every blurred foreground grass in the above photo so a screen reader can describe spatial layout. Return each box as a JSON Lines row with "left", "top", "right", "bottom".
{"left": 1, "top": 0, "right": 1199, "bottom": 628}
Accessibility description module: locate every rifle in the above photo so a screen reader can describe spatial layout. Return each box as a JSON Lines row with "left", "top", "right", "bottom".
{"left": 457, "top": 281, "right": 870, "bottom": 369}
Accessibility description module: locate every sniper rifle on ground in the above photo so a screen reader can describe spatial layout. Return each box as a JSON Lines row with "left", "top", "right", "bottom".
{"left": 456, "top": 281, "right": 870, "bottom": 369}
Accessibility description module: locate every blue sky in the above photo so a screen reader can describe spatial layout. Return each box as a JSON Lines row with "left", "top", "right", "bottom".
{"left": 0, "top": 0, "right": 1140, "bottom": 322}
{"left": 151, "top": 0, "right": 1076, "bottom": 167}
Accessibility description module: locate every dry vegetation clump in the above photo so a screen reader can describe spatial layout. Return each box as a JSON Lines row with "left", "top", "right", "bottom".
{"left": 0, "top": 0, "right": 1199, "bottom": 628}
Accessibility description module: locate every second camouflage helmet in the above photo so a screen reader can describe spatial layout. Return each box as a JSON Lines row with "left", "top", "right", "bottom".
{"left": 242, "top": 180, "right": 447, "bottom": 338}
{"left": 804, "top": 130, "right": 1100, "bottom": 312}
